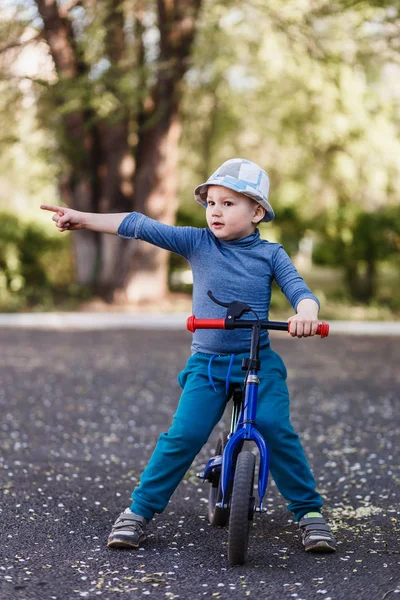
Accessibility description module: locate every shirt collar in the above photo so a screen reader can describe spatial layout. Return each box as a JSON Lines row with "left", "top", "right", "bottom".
{"left": 217, "top": 229, "right": 261, "bottom": 248}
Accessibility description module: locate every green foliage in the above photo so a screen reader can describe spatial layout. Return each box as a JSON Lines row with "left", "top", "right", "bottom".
{"left": 1, "top": 0, "right": 400, "bottom": 310}
{"left": 178, "top": 0, "right": 400, "bottom": 306}
{"left": 313, "top": 205, "right": 400, "bottom": 303}
{"left": 313, "top": 206, "right": 400, "bottom": 267}
{"left": 0, "top": 213, "right": 81, "bottom": 311}
{"left": 268, "top": 206, "right": 308, "bottom": 257}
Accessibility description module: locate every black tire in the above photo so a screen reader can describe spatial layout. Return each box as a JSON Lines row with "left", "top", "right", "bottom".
{"left": 208, "top": 431, "right": 230, "bottom": 527}
{"left": 227, "top": 450, "right": 256, "bottom": 566}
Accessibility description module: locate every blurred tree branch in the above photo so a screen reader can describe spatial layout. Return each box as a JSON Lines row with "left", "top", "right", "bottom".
{"left": 0, "top": 32, "right": 43, "bottom": 55}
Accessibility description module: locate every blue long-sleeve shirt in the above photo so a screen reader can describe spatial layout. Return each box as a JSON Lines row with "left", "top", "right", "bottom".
{"left": 118, "top": 213, "right": 319, "bottom": 355}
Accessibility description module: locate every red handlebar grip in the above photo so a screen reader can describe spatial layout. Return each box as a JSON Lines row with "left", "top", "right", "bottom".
{"left": 186, "top": 316, "right": 226, "bottom": 333}
{"left": 288, "top": 321, "right": 330, "bottom": 338}
{"left": 316, "top": 322, "right": 329, "bottom": 338}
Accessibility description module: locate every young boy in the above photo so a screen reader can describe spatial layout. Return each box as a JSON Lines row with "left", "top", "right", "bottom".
{"left": 41, "top": 158, "right": 336, "bottom": 553}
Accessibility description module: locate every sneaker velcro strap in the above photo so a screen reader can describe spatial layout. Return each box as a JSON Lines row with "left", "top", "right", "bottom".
{"left": 299, "top": 516, "right": 327, "bottom": 527}
{"left": 113, "top": 513, "right": 146, "bottom": 528}
{"left": 302, "top": 523, "right": 331, "bottom": 532}
{"left": 113, "top": 523, "right": 141, "bottom": 532}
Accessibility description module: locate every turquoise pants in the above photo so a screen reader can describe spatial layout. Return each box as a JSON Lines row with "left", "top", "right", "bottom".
{"left": 130, "top": 347, "right": 323, "bottom": 522}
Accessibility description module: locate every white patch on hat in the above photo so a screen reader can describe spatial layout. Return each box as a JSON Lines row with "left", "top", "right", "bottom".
{"left": 225, "top": 158, "right": 242, "bottom": 164}
{"left": 259, "top": 173, "right": 270, "bottom": 199}
{"left": 245, "top": 184, "right": 257, "bottom": 194}
{"left": 238, "top": 162, "right": 260, "bottom": 184}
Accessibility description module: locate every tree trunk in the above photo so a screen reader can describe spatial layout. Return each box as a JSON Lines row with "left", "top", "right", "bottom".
{"left": 59, "top": 117, "right": 136, "bottom": 293}
{"left": 34, "top": 0, "right": 202, "bottom": 303}
{"left": 122, "top": 115, "right": 181, "bottom": 303}
{"left": 345, "top": 259, "right": 377, "bottom": 304}
{"left": 117, "top": 0, "right": 203, "bottom": 303}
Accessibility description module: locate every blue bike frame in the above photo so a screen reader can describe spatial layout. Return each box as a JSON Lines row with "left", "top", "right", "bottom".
{"left": 220, "top": 375, "right": 270, "bottom": 511}
{"left": 202, "top": 321, "right": 270, "bottom": 512}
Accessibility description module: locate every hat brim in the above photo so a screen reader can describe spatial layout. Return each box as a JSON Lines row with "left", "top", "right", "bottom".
{"left": 194, "top": 179, "right": 274, "bottom": 223}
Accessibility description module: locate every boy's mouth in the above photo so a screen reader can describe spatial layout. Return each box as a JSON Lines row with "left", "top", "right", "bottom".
{"left": 212, "top": 221, "right": 224, "bottom": 228}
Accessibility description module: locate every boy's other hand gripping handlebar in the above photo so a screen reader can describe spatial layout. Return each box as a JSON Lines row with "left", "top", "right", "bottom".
{"left": 186, "top": 316, "right": 329, "bottom": 338}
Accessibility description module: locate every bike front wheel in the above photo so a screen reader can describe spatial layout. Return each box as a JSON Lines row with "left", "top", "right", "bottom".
{"left": 227, "top": 450, "right": 256, "bottom": 566}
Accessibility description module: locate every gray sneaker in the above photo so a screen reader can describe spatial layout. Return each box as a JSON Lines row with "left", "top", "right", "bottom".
{"left": 107, "top": 508, "right": 147, "bottom": 549}
{"left": 299, "top": 512, "right": 336, "bottom": 553}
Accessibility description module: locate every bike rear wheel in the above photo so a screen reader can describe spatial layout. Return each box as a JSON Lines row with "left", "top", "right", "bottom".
{"left": 227, "top": 450, "right": 256, "bottom": 566}
{"left": 208, "top": 431, "right": 230, "bottom": 527}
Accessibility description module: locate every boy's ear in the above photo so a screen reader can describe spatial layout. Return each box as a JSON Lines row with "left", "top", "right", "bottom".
{"left": 253, "top": 203, "right": 266, "bottom": 224}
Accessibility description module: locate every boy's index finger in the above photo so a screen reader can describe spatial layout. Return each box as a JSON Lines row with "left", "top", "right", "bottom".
{"left": 40, "top": 204, "right": 65, "bottom": 214}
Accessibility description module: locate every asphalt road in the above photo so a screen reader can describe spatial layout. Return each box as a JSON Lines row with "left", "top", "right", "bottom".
{"left": 0, "top": 328, "right": 399, "bottom": 600}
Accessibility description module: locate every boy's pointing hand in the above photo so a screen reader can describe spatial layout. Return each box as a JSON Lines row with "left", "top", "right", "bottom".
{"left": 40, "top": 204, "right": 85, "bottom": 232}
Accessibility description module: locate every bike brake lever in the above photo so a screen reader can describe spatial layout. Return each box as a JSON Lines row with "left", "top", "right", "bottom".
{"left": 207, "top": 290, "right": 252, "bottom": 320}
{"left": 207, "top": 290, "right": 230, "bottom": 307}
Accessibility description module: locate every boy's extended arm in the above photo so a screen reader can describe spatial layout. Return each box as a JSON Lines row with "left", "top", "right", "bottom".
{"left": 78, "top": 211, "right": 130, "bottom": 234}
{"left": 40, "top": 205, "right": 129, "bottom": 234}
{"left": 273, "top": 246, "right": 320, "bottom": 338}
{"left": 41, "top": 206, "right": 202, "bottom": 259}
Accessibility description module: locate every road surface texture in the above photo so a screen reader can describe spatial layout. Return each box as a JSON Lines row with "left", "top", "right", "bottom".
{"left": 0, "top": 328, "right": 399, "bottom": 600}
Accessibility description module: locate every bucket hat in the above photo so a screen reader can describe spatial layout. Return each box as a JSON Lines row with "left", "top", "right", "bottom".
{"left": 194, "top": 158, "right": 274, "bottom": 222}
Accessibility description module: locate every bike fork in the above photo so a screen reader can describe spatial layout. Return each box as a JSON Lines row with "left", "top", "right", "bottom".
{"left": 220, "top": 379, "right": 271, "bottom": 512}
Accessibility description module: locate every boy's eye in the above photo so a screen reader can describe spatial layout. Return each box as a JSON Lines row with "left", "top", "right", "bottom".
{"left": 224, "top": 201, "right": 233, "bottom": 207}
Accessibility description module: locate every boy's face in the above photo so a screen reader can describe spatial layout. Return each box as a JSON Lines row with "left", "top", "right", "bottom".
{"left": 205, "top": 185, "right": 265, "bottom": 241}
